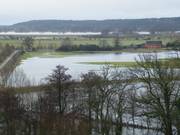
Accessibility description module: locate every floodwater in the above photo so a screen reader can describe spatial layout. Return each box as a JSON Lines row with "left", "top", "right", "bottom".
{"left": 15, "top": 51, "right": 171, "bottom": 135}
{"left": 16, "top": 51, "right": 178, "bottom": 83}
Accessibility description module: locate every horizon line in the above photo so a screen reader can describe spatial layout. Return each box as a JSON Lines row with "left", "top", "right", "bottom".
{"left": 1, "top": 16, "right": 180, "bottom": 26}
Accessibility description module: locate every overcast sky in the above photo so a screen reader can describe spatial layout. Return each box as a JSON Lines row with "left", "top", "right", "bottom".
{"left": 0, "top": 0, "right": 180, "bottom": 25}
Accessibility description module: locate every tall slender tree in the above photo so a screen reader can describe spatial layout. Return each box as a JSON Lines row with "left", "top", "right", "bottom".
{"left": 46, "top": 65, "right": 71, "bottom": 114}
{"left": 22, "top": 37, "right": 34, "bottom": 51}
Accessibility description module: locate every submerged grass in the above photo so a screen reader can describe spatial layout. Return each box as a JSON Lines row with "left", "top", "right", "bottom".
{"left": 20, "top": 50, "right": 129, "bottom": 60}
{"left": 21, "top": 48, "right": 167, "bottom": 60}
{"left": 20, "top": 51, "right": 91, "bottom": 60}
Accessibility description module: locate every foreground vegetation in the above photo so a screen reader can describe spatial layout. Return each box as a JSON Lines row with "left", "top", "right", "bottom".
{"left": 0, "top": 53, "right": 179, "bottom": 135}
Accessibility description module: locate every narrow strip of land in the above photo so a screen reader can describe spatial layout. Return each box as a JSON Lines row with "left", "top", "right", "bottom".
{"left": 78, "top": 61, "right": 136, "bottom": 67}
{"left": 78, "top": 59, "right": 180, "bottom": 68}
{"left": 0, "top": 50, "right": 20, "bottom": 70}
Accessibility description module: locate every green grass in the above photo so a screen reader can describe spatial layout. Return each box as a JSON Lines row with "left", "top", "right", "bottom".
{"left": 21, "top": 51, "right": 79, "bottom": 60}
{"left": 79, "top": 58, "right": 180, "bottom": 68}
{"left": 0, "top": 39, "right": 22, "bottom": 47}
{"left": 20, "top": 51, "right": 116, "bottom": 60}
{"left": 0, "top": 35, "right": 178, "bottom": 49}
{"left": 79, "top": 61, "right": 137, "bottom": 67}
{"left": 15, "top": 85, "right": 45, "bottom": 93}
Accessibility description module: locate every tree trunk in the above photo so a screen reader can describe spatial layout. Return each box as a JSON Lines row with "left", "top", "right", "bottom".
{"left": 115, "top": 124, "right": 122, "bottom": 135}
{"left": 177, "top": 127, "right": 180, "bottom": 135}
{"left": 164, "top": 123, "right": 173, "bottom": 135}
{"left": 58, "top": 82, "right": 62, "bottom": 114}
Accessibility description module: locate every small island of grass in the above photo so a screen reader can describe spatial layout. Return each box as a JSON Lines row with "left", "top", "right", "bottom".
{"left": 78, "top": 61, "right": 137, "bottom": 67}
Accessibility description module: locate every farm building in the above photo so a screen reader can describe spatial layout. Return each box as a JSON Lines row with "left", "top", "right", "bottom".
{"left": 144, "top": 41, "right": 162, "bottom": 49}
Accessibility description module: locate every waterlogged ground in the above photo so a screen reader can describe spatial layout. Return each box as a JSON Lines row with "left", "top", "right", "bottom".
{"left": 15, "top": 51, "right": 178, "bottom": 83}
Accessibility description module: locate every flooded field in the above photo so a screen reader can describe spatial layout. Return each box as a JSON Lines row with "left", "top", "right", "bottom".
{"left": 15, "top": 51, "right": 178, "bottom": 83}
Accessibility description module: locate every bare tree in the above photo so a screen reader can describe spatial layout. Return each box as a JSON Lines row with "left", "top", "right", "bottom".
{"left": 0, "top": 88, "right": 25, "bottom": 135}
{"left": 130, "top": 54, "right": 180, "bottom": 135}
{"left": 6, "top": 69, "right": 31, "bottom": 87}
{"left": 81, "top": 66, "right": 129, "bottom": 135}
{"left": 46, "top": 65, "right": 71, "bottom": 114}
{"left": 110, "top": 69, "right": 129, "bottom": 135}
{"left": 81, "top": 71, "right": 102, "bottom": 134}
{"left": 173, "top": 98, "right": 180, "bottom": 135}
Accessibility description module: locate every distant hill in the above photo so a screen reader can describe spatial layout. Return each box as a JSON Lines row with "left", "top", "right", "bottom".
{"left": 1, "top": 17, "right": 180, "bottom": 33}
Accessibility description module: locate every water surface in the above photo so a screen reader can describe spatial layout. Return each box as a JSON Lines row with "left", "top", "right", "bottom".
{"left": 16, "top": 51, "right": 178, "bottom": 83}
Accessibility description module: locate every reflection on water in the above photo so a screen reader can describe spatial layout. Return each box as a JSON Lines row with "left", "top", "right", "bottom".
{"left": 16, "top": 51, "right": 178, "bottom": 83}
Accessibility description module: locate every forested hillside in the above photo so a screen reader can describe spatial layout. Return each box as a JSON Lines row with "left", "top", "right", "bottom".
{"left": 1, "top": 17, "right": 180, "bottom": 32}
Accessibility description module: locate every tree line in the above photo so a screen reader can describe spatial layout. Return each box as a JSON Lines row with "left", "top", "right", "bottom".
{"left": 1, "top": 17, "right": 180, "bottom": 32}
{"left": 56, "top": 37, "right": 122, "bottom": 52}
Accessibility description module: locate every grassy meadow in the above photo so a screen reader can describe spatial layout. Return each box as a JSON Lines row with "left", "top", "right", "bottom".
{"left": 0, "top": 35, "right": 179, "bottom": 49}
